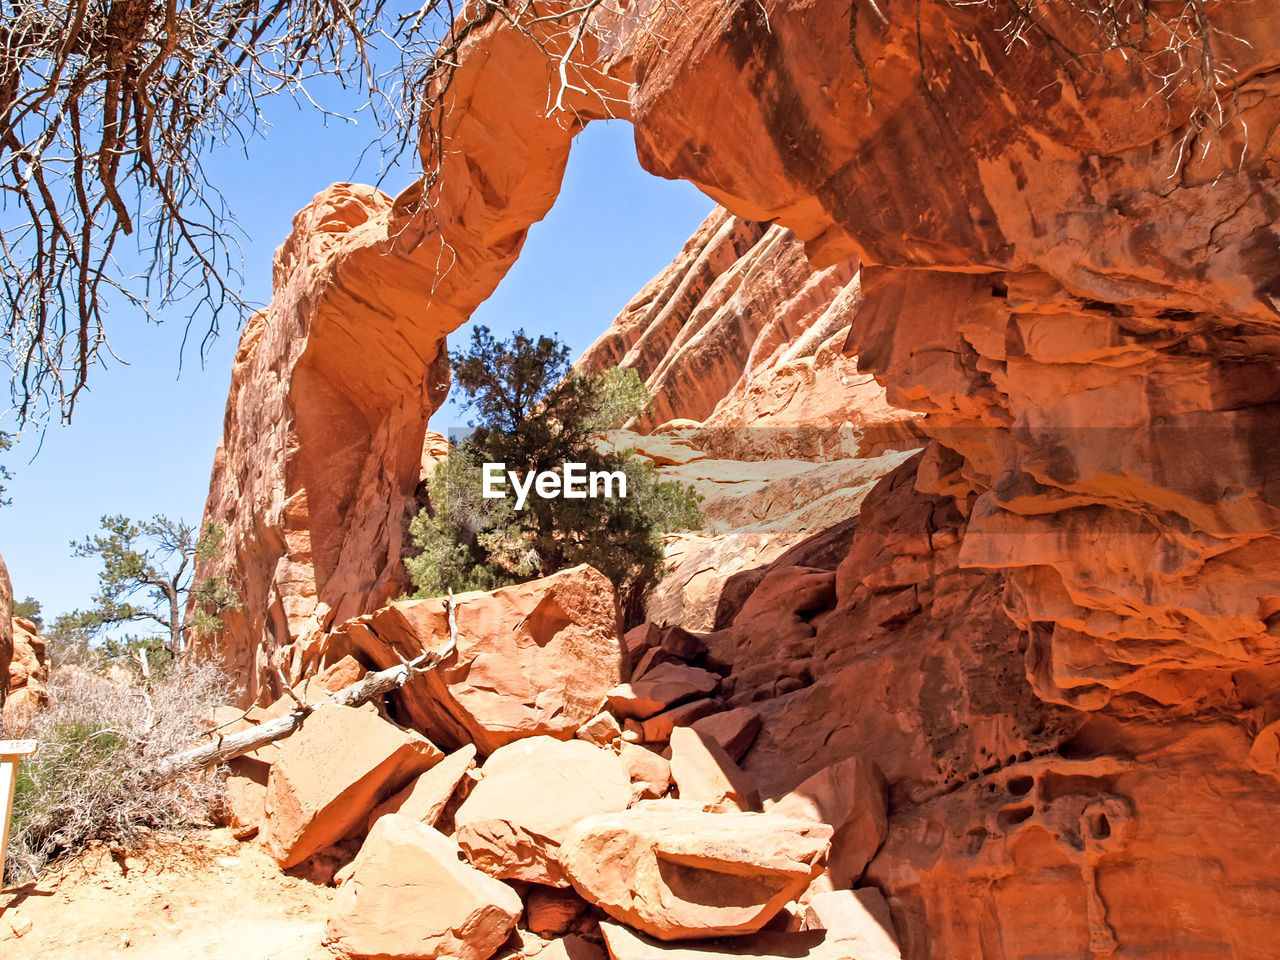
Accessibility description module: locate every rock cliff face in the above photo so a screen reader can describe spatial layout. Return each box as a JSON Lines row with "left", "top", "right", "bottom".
{"left": 0, "top": 552, "right": 11, "bottom": 715}
{"left": 193, "top": 6, "right": 631, "bottom": 701}
{"left": 578, "top": 206, "right": 920, "bottom": 460}
{"left": 197, "top": 1, "right": 1280, "bottom": 957}
{"left": 630, "top": 0, "right": 1280, "bottom": 712}
{"left": 4, "top": 617, "right": 49, "bottom": 733}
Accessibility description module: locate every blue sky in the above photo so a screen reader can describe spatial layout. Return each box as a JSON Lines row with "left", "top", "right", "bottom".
{"left": 0, "top": 85, "right": 714, "bottom": 622}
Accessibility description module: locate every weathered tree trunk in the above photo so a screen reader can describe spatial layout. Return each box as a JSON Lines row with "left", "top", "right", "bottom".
{"left": 150, "top": 595, "right": 460, "bottom": 781}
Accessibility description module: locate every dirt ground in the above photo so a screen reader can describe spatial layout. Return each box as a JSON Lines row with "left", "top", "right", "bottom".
{"left": 0, "top": 828, "right": 336, "bottom": 959}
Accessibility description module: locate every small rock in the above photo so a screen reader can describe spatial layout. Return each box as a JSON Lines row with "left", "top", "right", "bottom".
{"left": 575, "top": 711, "right": 622, "bottom": 748}
{"left": 617, "top": 742, "right": 671, "bottom": 803}
{"left": 690, "top": 707, "right": 762, "bottom": 761}
{"left": 639, "top": 698, "right": 724, "bottom": 743}
{"left": 366, "top": 743, "right": 478, "bottom": 833}
{"left": 660, "top": 626, "right": 708, "bottom": 660}
{"left": 607, "top": 663, "right": 720, "bottom": 720}
{"left": 668, "top": 726, "right": 760, "bottom": 812}
{"left": 631, "top": 646, "right": 682, "bottom": 679}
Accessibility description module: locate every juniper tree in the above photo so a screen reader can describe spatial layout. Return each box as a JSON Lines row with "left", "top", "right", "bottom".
{"left": 58, "top": 514, "right": 240, "bottom": 661}
{"left": 408, "top": 326, "right": 701, "bottom": 621}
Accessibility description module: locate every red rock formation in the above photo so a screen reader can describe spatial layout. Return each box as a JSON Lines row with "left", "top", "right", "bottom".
{"left": 196, "top": 1, "right": 1280, "bottom": 956}
{"left": 320, "top": 565, "right": 624, "bottom": 754}
{"left": 193, "top": 4, "right": 632, "bottom": 703}
{"left": 631, "top": 0, "right": 1280, "bottom": 706}
{"left": 578, "top": 207, "right": 921, "bottom": 458}
{"left": 0, "top": 553, "right": 11, "bottom": 712}
{"left": 4, "top": 618, "right": 49, "bottom": 733}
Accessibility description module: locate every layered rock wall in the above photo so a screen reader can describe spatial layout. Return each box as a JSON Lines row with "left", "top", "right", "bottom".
{"left": 199, "top": 1, "right": 1280, "bottom": 956}
{"left": 0, "top": 552, "right": 10, "bottom": 714}
{"left": 629, "top": 0, "right": 1280, "bottom": 709}
{"left": 578, "top": 207, "right": 919, "bottom": 459}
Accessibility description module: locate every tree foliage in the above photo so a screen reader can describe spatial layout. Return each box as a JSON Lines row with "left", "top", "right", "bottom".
{"left": 13, "top": 595, "right": 42, "bottom": 628}
{"left": 407, "top": 326, "right": 702, "bottom": 621}
{"left": 58, "top": 514, "right": 240, "bottom": 663}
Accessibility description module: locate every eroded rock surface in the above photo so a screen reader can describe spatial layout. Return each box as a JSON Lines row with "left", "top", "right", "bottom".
{"left": 560, "top": 801, "right": 831, "bottom": 940}
{"left": 322, "top": 565, "right": 623, "bottom": 753}
{"left": 325, "top": 815, "right": 522, "bottom": 960}
{"left": 4, "top": 618, "right": 49, "bottom": 733}
{"left": 195, "top": 1, "right": 1280, "bottom": 957}
{"left": 0, "top": 554, "right": 11, "bottom": 713}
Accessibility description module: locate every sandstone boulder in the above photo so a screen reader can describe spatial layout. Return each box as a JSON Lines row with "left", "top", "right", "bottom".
{"left": 640, "top": 698, "right": 724, "bottom": 743}
{"left": 622, "top": 622, "right": 660, "bottom": 677}
{"left": 1248, "top": 720, "right": 1280, "bottom": 781}
{"left": 366, "top": 743, "right": 478, "bottom": 833}
{"left": 224, "top": 754, "right": 270, "bottom": 840}
{"left": 576, "top": 711, "right": 622, "bottom": 748}
{"left": 767, "top": 755, "right": 887, "bottom": 888}
{"left": 262, "top": 704, "right": 444, "bottom": 868}
{"left": 325, "top": 815, "right": 522, "bottom": 960}
{"left": 455, "top": 737, "right": 632, "bottom": 886}
{"left": 260, "top": 655, "right": 366, "bottom": 719}
{"left": 690, "top": 708, "right": 762, "bottom": 762}
{"left": 660, "top": 626, "right": 708, "bottom": 661}
{"left": 631, "top": 646, "right": 683, "bottom": 680}
{"left": 607, "top": 662, "right": 720, "bottom": 720}
{"left": 802, "top": 889, "right": 901, "bottom": 959}
{"left": 618, "top": 742, "right": 672, "bottom": 802}
{"left": 561, "top": 801, "right": 832, "bottom": 940}
{"left": 669, "top": 726, "right": 761, "bottom": 812}
{"left": 600, "top": 922, "right": 857, "bottom": 959}
{"left": 326, "top": 566, "right": 623, "bottom": 754}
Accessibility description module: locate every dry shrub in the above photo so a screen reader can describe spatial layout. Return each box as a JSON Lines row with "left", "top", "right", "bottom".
{"left": 2, "top": 657, "right": 234, "bottom": 882}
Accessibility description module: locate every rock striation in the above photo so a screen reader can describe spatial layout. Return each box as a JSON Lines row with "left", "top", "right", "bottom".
{"left": 0, "top": 553, "right": 11, "bottom": 713}
{"left": 195, "top": 1, "right": 1280, "bottom": 957}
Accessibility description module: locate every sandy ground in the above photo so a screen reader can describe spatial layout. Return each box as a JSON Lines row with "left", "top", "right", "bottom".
{"left": 0, "top": 828, "right": 335, "bottom": 959}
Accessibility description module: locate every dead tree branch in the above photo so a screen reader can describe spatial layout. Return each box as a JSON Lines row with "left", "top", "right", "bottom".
{"left": 148, "top": 593, "right": 461, "bottom": 781}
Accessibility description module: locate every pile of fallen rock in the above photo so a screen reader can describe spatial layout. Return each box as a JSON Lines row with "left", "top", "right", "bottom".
{"left": 213, "top": 565, "right": 899, "bottom": 960}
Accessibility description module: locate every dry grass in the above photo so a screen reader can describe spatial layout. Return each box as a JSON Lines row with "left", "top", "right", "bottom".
{"left": 2, "top": 657, "right": 234, "bottom": 883}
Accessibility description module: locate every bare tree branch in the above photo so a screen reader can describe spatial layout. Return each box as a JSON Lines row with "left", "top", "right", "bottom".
{"left": 148, "top": 591, "right": 462, "bottom": 780}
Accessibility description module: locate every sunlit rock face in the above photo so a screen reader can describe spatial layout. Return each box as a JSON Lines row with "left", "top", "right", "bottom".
{"left": 0, "top": 552, "right": 11, "bottom": 713}
{"left": 192, "top": 4, "right": 632, "bottom": 701}
{"left": 630, "top": 0, "right": 1280, "bottom": 710}
{"left": 622, "top": 1, "right": 1280, "bottom": 955}
{"left": 196, "top": 1, "right": 1280, "bottom": 955}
